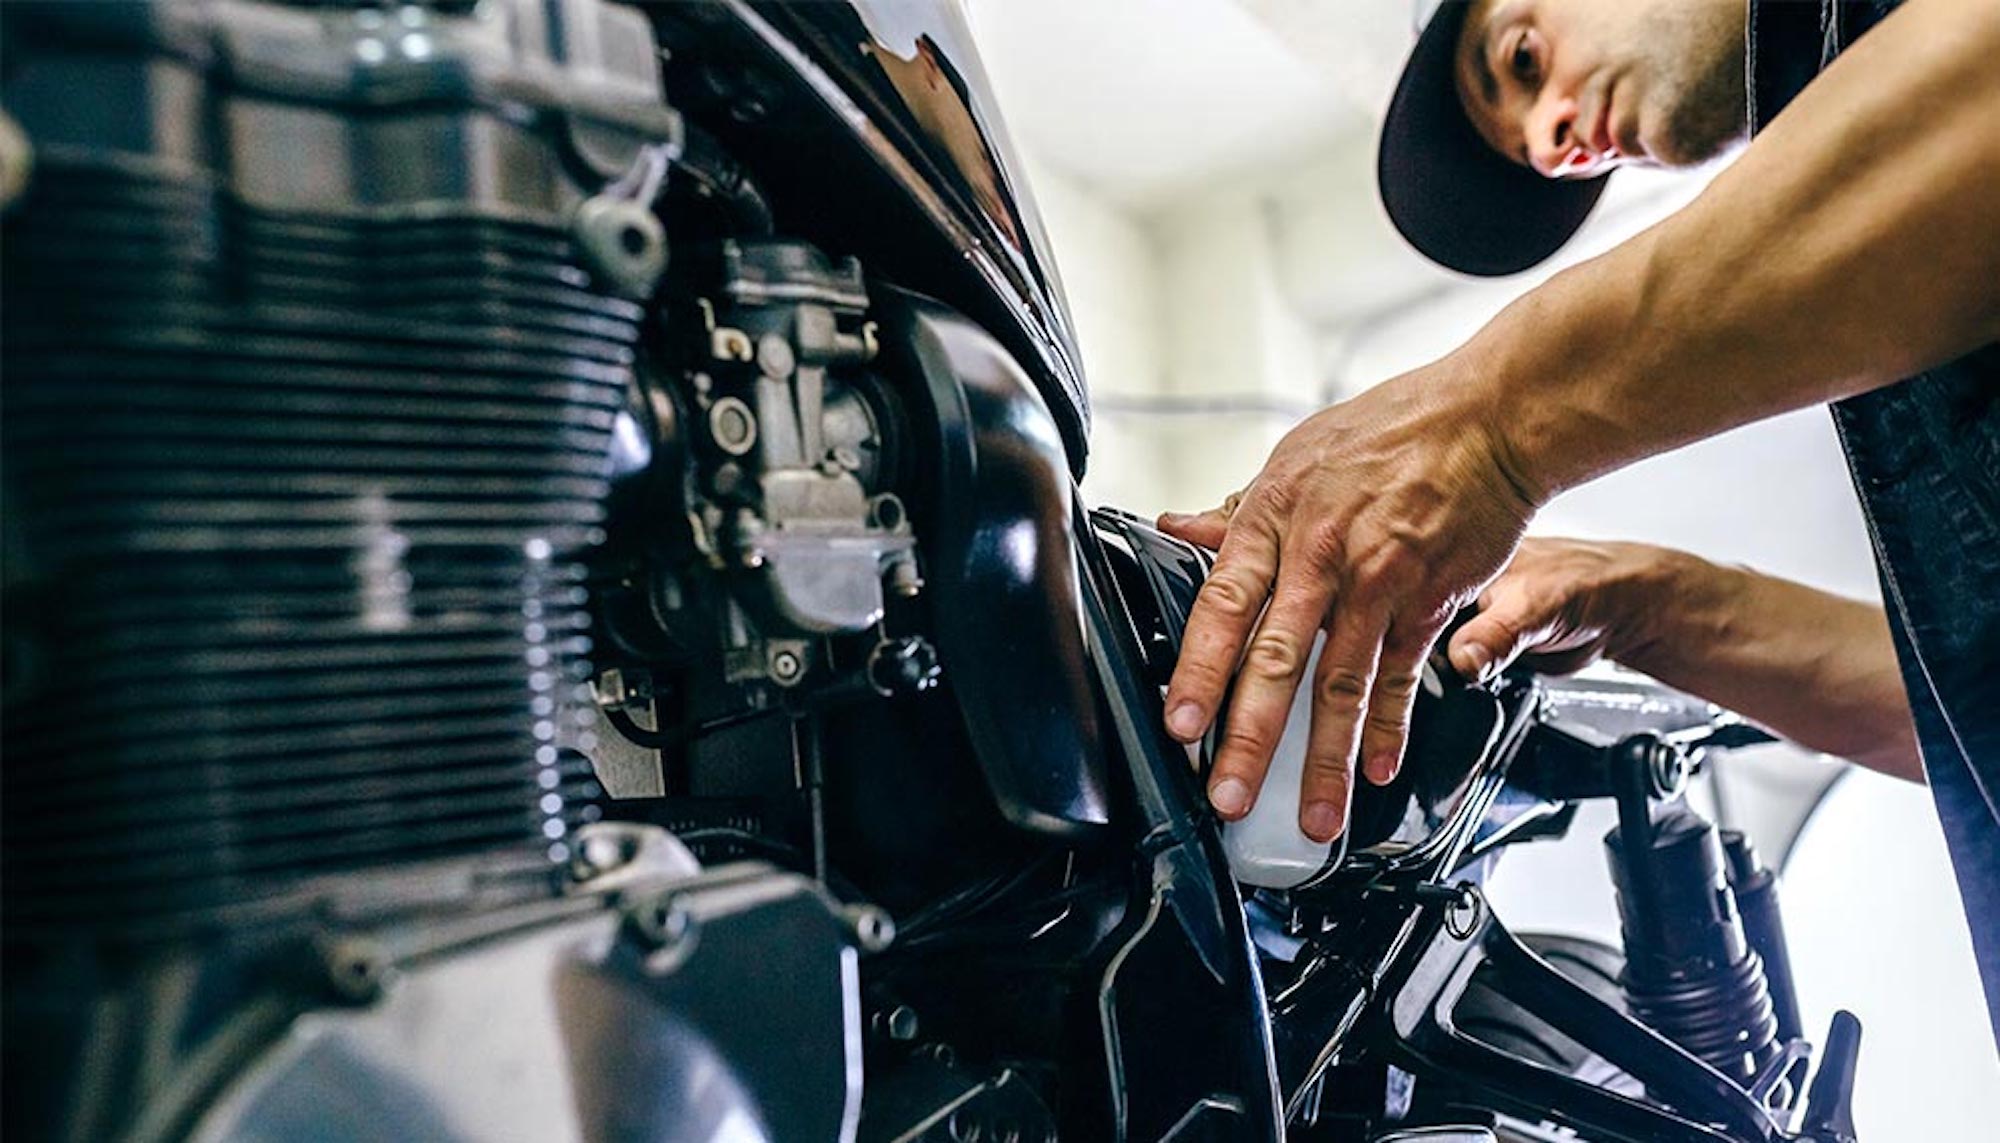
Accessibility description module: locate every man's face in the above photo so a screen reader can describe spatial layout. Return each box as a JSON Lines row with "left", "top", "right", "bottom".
{"left": 1453, "top": 0, "right": 1748, "bottom": 179}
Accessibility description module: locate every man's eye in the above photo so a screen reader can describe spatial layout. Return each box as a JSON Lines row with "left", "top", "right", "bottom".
{"left": 1510, "top": 35, "right": 1538, "bottom": 85}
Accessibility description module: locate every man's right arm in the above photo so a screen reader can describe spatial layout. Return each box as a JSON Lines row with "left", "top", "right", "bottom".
{"left": 1160, "top": 0, "right": 1990, "bottom": 838}
{"left": 1448, "top": 538, "right": 1923, "bottom": 782}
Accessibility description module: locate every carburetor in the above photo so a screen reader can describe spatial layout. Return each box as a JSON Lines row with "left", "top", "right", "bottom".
{"left": 665, "top": 238, "right": 920, "bottom": 689}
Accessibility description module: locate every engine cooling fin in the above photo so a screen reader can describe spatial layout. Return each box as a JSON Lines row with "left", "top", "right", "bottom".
{"left": 0, "top": 161, "right": 635, "bottom": 936}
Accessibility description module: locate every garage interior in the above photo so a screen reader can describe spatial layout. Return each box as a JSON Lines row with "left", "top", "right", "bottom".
{"left": 2, "top": 0, "right": 1994, "bottom": 1138}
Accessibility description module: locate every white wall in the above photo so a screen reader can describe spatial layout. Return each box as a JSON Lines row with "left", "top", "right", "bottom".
{"left": 1019, "top": 153, "right": 1169, "bottom": 512}
{"left": 1036, "top": 137, "right": 1881, "bottom": 600}
{"left": 1319, "top": 161, "right": 1882, "bottom": 600}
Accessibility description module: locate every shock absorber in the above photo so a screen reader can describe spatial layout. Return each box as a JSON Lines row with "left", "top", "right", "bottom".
{"left": 1603, "top": 736, "right": 1784, "bottom": 1091}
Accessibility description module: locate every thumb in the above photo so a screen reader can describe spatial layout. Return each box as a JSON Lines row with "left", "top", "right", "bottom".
{"left": 1446, "top": 590, "right": 1544, "bottom": 684}
{"left": 1157, "top": 506, "right": 1230, "bottom": 551}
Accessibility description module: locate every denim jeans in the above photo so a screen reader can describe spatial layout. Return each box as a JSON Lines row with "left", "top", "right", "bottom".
{"left": 1833, "top": 362, "right": 2000, "bottom": 1043}
{"left": 1754, "top": 0, "right": 2000, "bottom": 1044}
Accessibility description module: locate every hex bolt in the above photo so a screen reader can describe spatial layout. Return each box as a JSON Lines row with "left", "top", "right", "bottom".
{"left": 873, "top": 1004, "right": 921, "bottom": 1041}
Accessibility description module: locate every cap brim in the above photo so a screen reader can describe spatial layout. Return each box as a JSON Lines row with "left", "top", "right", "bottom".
{"left": 1378, "top": 0, "right": 1607, "bottom": 277}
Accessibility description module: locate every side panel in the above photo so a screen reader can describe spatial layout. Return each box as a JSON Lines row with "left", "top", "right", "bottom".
{"left": 874, "top": 286, "right": 1110, "bottom": 835}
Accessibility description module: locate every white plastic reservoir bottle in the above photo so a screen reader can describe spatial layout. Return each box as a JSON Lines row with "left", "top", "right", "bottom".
{"left": 1221, "top": 632, "right": 1339, "bottom": 888}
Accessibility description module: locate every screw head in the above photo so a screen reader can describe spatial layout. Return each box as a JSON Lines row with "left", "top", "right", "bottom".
{"left": 708, "top": 397, "right": 757, "bottom": 456}
{"left": 770, "top": 649, "right": 804, "bottom": 683}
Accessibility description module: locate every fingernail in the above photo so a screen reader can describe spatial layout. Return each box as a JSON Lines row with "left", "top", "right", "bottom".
{"left": 1301, "top": 801, "right": 1343, "bottom": 843}
{"left": 1167, "top": 701, "right": 1204, "bottom": 740}
{"left": 1159, "top": 511, "right": 1190, "bottom": 525}
{"left": 1455, "top": 642, "right": 1492, "bottom": 682}
{"left": 1366, "top": 753, "right": 1401, "bottom": 786}
{"left": 1210, "top": 777, "right": 1250, "bottom": 817}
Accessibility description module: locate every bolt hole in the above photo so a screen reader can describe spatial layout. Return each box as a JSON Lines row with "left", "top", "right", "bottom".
{"left": 619, "top": 224, "right": 650, "bottom": 257}
{"left": 872, "top": 496, "right": 904, "bottom": 530}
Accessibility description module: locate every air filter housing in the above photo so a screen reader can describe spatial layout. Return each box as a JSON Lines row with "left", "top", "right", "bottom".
{"left": 0, "top": 0, "right": 678, "bottom": 937}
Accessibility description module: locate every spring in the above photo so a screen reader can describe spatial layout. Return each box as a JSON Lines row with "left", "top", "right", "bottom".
{"left": 1625, "top": 949, "right": 1783, "bottom": 1084}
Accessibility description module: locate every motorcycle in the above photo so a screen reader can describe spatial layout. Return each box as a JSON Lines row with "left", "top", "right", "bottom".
{"left": 0, "top": 1, "right": 1863, "bottom": 1139}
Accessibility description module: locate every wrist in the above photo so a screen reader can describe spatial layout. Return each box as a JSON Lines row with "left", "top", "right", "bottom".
{"left": 1460, "top": 254, "right": 1666, "bottom": 505}
{"left": 1457, "top": 290, "right": 1604, "bottom": 508}
{"left": 1602, "top": 546, "right": 1740, "bottom": 673}
{"left": 1446, "top": 340, "right": 1559, "bottom": 512}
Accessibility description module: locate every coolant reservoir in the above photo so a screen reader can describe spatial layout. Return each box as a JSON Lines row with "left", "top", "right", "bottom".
{"left": 1222, "top": 633, "right": 1341, "bottom": 888}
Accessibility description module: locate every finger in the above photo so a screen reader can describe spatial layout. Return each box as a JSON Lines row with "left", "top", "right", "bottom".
{"left": 1447, "top": 581, "right": 1547, "bottom": 682}
{"left": 1157, "top": 507, "right": 1229, "bottom": 551}
{"left": 1297, "top": 602, "right": 1387, "bottom": 843}
{"left": 1164, "top": 518, "right": 1280, "bottom": 744}
{"left": 1518, "top": 645, "right": 1601, "bottom": 677}
{"left": 1205, "top": 574, "right": 1335, "bottom": 820}
{"left": 1359, "top": 617, "right": 1443, "bottom": 786}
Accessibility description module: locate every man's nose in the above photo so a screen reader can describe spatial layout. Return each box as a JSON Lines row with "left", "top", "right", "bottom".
{"left": 1524, "top": 94, "right": 1586, "bottom": 178}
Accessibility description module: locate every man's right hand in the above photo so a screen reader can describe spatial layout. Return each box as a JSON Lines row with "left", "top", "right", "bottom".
{"left": 1444, "top": 537, "right": 1681, "bottom": 683}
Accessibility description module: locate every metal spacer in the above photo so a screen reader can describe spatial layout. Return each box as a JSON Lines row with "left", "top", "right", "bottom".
{"left": 320, "top": 937, "right": 393, "bottom": 1005}
{"left": 842, "top": 904, "right": 897, "bottom": 953}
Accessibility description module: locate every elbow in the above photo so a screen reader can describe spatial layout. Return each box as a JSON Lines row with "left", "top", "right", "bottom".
{"left": 1848, "top": 718, "right": 1926, "bottom": 785}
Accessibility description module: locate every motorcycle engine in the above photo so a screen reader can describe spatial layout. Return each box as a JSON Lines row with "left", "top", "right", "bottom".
{"left": 0, "top": 0, "right": 680, "bottom": 936}
{"left": 1, "top": 1, "right": 1089, "bottom": 1139}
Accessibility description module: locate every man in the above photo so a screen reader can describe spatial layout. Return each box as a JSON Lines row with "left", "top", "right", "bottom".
{"left": 1156, "top": 0, "right": 2000, "bottom": 1038}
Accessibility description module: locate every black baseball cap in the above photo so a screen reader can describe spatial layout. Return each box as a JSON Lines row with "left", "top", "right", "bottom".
{"left": 1378, "top": 0, "right": 1608, "bottom": 277}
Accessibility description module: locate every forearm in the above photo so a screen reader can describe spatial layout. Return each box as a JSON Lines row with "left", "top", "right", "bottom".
{"left": 1466, "top": 0, "right": 2000, "bottom": 503}
{"left": 1613, "top": 551, "right": 1922, "bottom": 782}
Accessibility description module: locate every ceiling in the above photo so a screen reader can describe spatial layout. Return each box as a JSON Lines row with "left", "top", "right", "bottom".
{"left": 964, "top": 0, "right": 1421, "bottom": 208}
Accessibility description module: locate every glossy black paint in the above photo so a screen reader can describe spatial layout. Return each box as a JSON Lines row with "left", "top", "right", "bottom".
{"left": 1088, "top": 508, "right": 1214, "bottom": 689}
{"left": 1380, "top": 903, "right": 1775, "bottom": 1143}
{"left": 1077, "top": 511, "right": 1285, "bottom": 1139}
{"left": 1344, "top": 682, "right": 1510, "bottom": 859}
{"left": 874, "top": 285, "right": 1110, "bottom": 836}
{"left": 1092, "top": 509, "right": 1538, "bottom": 883}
